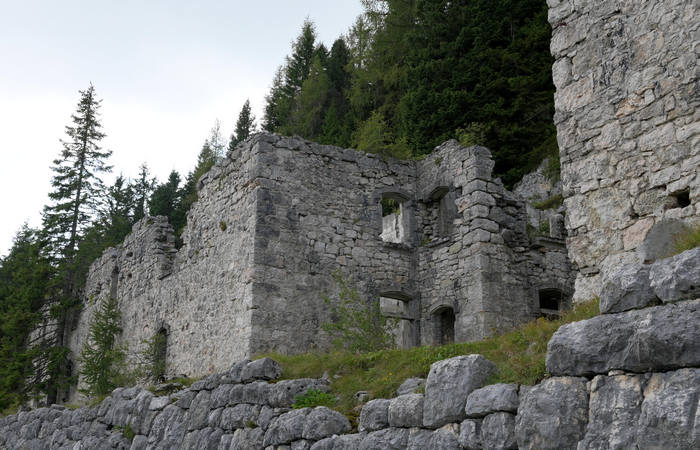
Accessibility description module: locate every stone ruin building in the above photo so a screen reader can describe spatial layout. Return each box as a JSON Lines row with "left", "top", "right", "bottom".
{"left": 65, "top": 133, "right": 574, "bottom": 399}
{"left": 60, "top": 0, "right": 699, "bottom": 404}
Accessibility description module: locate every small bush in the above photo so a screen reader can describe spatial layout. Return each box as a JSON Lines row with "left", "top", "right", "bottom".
{"left": 292, "top": 388, "right": 337, "bottom": 409}
{"left": 133, "top": 332, "right": 168, "bottom": 383}
{"left": 219, "top": 221, "right": 227, "bottom": 231}
{"left": 671, "top": 223, "right": 700, "bottom": 255}
{"left": 321, "top": 272, "right": 398, "bottom": 353}
{"left": 456, "top": 122, "right": 490, "bottom": 147}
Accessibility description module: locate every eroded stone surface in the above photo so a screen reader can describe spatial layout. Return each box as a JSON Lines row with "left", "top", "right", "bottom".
{"left": 423, "top": 355, "right": 496, "bottom": 428}
{"left": 515, "top": 377, "right": 588, "bottom": 450}
{"left": 547, "top": 299, "right": 700, "bottom": 376}
{"left": 465, "top": 383, "right": 519, "bottom": 418}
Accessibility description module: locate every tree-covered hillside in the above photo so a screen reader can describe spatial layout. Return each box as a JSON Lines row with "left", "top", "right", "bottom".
{"left": 263, "top": 0, "right": 557, "bottom": 186}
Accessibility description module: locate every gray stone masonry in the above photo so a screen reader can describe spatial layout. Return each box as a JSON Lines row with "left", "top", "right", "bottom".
{"left": 549, "top": 0, "right": 700, "bottom": 301}
{"left": 67, "top": 132, "right": 574, "bottom": 402}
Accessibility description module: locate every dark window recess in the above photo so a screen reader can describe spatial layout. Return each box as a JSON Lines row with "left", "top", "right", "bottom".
{"left": 539, "top": 289, "right": 563, "bottom": 318}
{"left": 666, "top": 189, "right": 691, "bottom": 209}
{"left": 435, "top": 307, "right": 455, "bottom": 345}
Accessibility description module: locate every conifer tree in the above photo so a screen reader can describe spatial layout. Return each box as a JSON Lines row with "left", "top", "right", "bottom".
{"left": 263, "top": 66, "right": 285, "bottom": 132}
{"left": 0, "top": 226, "right": 53, "bottom": 409}
{"left": 40, "top": 83, "right": 112, "bottom": 403}
{"left": 79, "top": 295, "right": 126, "bottom": 397}
{"left": 133, "top": 163, "right": 156, "bottom": 223}
{"left": 229, "top": 99, "right": 256, "bottom": 150}
{"left": 149, "top": 170, "right": 185, "bottom": 232}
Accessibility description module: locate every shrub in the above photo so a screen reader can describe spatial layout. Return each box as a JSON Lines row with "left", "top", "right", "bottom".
{"left": 292, "top": 388, "right": 336, "bottom": 409}
{"left": 133, "top": 332, "right": 167, "bottom": 383}
{"left": 321, "top": 272, "right": 397, "bottom": 353}
{"left": 671, "top": 223, "right": 700, "bottom": 255}
{"left": 79, "top": 296, "right": 128, "bottom": 397}
{"left": 456, "top": 122, "right": 490, "bottom": 147}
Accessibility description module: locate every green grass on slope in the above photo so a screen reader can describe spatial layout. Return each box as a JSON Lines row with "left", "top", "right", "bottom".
{"left": 262, "top": 298, "right": 599, "bottom": 424}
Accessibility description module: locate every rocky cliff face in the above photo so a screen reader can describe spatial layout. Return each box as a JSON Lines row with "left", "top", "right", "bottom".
{"left": 549, "top": 0, "right": 700, "bottom": 301}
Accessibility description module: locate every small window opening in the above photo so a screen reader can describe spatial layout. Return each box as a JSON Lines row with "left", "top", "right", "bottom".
{"left": 666, "top": 189, "right": 691, "bottom": 210}
{"left": 153, "top": 328, "right": 168, "bottom": 382}
{"left": 539, "top": 289, "right": 563, "bottom": 318}
{"left": 109, "top": 267, "right": 119, "bottom": 299}
{"left": 434, "top": 307, "right": 455, "bottom": 345}
{"left": 380, "top": 195, "right": 409, "bottom": 243}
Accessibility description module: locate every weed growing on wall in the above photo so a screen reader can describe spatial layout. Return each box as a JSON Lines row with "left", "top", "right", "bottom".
{"left": 292, "top": 388, "right": 336, "bottom": 409}
{"left": 322, "top": 272, "right": 397, "bottom": 353}
{"left": 79, "top": 296, "right": 128, "bottom": 397}
{"left": 671, "top": 223, "right": 700, "bottom": 255}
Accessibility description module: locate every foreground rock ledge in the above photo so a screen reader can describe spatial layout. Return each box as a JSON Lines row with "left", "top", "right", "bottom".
{"left": 546, "top": 299, "right": 700, "bottom": 376}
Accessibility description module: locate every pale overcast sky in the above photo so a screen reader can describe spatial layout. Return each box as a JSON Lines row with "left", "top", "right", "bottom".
{"left": 0, "top": 1, "right": 364, "bottom": 256}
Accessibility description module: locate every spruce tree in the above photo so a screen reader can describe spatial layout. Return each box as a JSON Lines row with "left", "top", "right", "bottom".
{"left": 40, "top": 83, "right": 112, "bottom": 403}
{"left": 149, "top": 170, "right": 185, "bottom": 233}
{"left": 229, "top": 99, "right": 256, "bottom": 150}
{"left": 133, "top": 163, "right": 156, "bottom": 223}
{"left": 263, "top": 66, "right": 285, "bottom": 132}
{"left": 0, "top": 226, "right": 53, "bottom": 409}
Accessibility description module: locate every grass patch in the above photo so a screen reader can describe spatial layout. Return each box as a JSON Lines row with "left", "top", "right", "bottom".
{"left": 262, "top": 298, "right": 598, "bottom": 423}
{"left": 671, "top": 223, "right": 700, "bottom": 255}
{"left": 292, "top": 388, "right": 337, "bottom": 409}
{"left": 532, "top": 194, "right": 563, "bottom": 210}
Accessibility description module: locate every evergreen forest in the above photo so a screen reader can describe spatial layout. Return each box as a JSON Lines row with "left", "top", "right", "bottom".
{"left": 0, "top": 0, "right": 557, "bottom": 411}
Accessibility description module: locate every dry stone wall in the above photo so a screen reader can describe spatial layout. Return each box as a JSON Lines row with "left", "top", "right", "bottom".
{"left": 549, "top": 0, "right": 700, "bottom": 300}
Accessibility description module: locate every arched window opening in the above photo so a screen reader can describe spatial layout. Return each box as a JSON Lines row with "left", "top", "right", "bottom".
{"left": 433, "top": 307, "right": 455, "bottom": 345}
{"left": 539, "top": 288, "right": 563, "bottom": 319}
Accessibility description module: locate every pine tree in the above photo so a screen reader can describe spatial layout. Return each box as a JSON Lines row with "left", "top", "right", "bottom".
{"left": 133, "top": 163, "right": 156, "bottom": 223}
{"left": 283, "top": 56, "right": 331, "bottom": 140}
{"left": 283, "top": 19, "right": 318, "bottom": 98}
{"left": 207, "top": 119, "right": 227, "bottom": 159}
{"left": 40, "top": 83, "right": 112, "bottom": 403}
{"left": 229, "top": 99, "right": 256, "bottom": 150}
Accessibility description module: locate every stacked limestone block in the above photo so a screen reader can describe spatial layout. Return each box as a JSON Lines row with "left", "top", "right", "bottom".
{"left": 0, "top": 358, "right": 346, "bottom": 450}
{"left": 537, "top": 248, "right": 700, "bottom": 449}
{"left": 548, "top": 0, "right": 700, "bottom": 301}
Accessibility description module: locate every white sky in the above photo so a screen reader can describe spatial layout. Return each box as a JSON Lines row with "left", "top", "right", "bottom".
{"left": 0, "top": 0, "right": 364, "bottom": 257}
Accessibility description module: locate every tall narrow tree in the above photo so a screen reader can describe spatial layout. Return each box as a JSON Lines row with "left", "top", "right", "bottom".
{"left": 40, "top": 83, "right": 112, "bottom": 403}
{"left": 133, "top": 163, "right": 156, "bottom": 223}
{"left": 229, "top": 99, "right": 256, "bottom": 150}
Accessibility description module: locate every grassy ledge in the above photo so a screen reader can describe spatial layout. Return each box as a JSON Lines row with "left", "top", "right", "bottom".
{"left": 262, "top": 298, "right": 599, "bottom": 423}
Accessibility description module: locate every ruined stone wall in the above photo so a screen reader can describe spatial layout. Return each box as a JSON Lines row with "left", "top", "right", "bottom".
{"left": 549, "top": 0, "right": 700, "bottom": 300}
{"left": 68, "top": 145, "right": 261, "bottom": 401}
{"left": 245, "top": 134, "right": 418, "bottom": 354}
{"left": 68, "top": 133, "right": 575, "bottom": 402}
{"left": 415, "top": 142, "right": 574, "bottom": 343}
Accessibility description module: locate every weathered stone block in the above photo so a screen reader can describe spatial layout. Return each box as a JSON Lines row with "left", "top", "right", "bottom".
{"left": 482, "top": 412, "right": 517, "bottom": 450}
{"left": 650, "top": 247, "right": 700, "bottom": 303}
{"left": 546, "top": 299, "right": 700, "bottom": 376}
{"left": 599, "top": 263, "right": 658, "bottom": 313}
{"left": 388, "top": 394, "right": 423, "bottom": 428}
{"left": 301, "top": 407, "right": 351, "bottom": 441}
{"left": 578, "top": 374, "right": 644, "bottom": 449}
{"left": 637, "top": 368, "right": 700, "bottom": 449}
{"left": 423, "top": 355, "right": 497, "bottom": 428}
{"left": 263, "top": 408, "right": 310, "bottom": 447}
{"left": 515, "top": 377, "right": 588, "bottom": 450}
{"left": 359, "top": 427, "right": 409, "bottom": 450}
{"left": 465, "top": 383, "right": 519, "bottom": 418}
{"left": 359, "top": 399, "right": 390, "bottom": 433}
